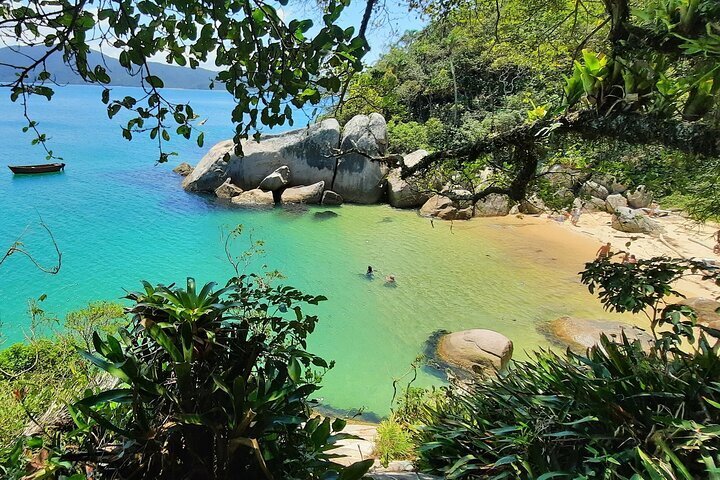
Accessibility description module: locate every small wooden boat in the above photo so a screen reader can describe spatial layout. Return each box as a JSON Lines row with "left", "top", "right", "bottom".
{"left": 8, "top": 163, "right": 65, "bottom": 174}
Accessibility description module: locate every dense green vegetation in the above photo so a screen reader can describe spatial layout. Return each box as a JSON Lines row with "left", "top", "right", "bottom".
{"left": 333, "top": 0, "right": 720, "bottom": 218}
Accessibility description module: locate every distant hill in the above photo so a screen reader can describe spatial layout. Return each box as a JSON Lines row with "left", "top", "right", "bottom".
{"left": 0, "top": 46, "right": 216, "bottom": 90}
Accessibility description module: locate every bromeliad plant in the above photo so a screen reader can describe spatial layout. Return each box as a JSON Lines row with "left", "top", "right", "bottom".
{"left": 73, "top": 275, "right": 372, "bottom": 479}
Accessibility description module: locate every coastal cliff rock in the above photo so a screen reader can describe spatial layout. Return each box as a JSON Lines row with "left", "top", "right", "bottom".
{"left": 437, "top": 329, "right": 513, "bottom": 374}
{"left": 258, "top": 166, "right": 290, "bottom": 191}
{"left": 214, "top": 178, "right": 244, "bottom": 199}
{"left": 388, "top": 149, "right": 429, "bottom": 209}
{"left": 183, "top": 114, "right": 390, "bottom": 204}
{"left": 173, "top": 162, "right": 194, "bottom": 176}
{"left": 333, "top": 113, "right": 389, "bottom": 204}
{"left": 549, "top": 316, "right": 654, "bottom": 351}
{"left": 281, "top": 181, "right": 325, "bottom": 204}
{"left": 611, "top": 207, "right": 662, "bottom": 234}
{"left": 231, "top": 189, "right": 275, "bottom": 206}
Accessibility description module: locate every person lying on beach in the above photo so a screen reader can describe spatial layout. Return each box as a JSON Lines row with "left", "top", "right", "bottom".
{"left": 596, "top": 242, "right": 612, "bottom": 260}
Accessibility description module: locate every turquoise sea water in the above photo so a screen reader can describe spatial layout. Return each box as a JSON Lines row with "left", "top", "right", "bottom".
{"left": 0, "top": 85, "right": 628, "bottom": 417}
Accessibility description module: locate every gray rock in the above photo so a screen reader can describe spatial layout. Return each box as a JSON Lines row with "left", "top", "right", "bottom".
{"left": 544, "top": 164, "right": 583, "bottom": 189}
{"left": 388, "top": 150, "right": 429, "bottom": 209}
{"left": 333, "top": 113, "right": 390, "bottom": 203}
{"left": 605, "top": 193, "right": 628, "bottom": 213}
{"left": 519, "top": 196, "right": 545, "bottom": 214}
{"left": 281, "top": 181, "right": 325, "bottom": 204}
{"left": 321, "top": 190, "right": 343, "bottom": 206}
{"left": 437, "top": 329, "right": 513, "bottom": 374}
{"left": 611, "top": 207, "right": 662, "bottom": 234}
{"left": 436, "top": 206, "right": 459, "bottom": 220}
{"left": 626, "top": 185, "right": 654, "bottom": 209}
{"left": 214, "top": 178, "right": 243, "bottom": 199}
{"left": 419, "top": 195, "right": 454, "bottom": 218}
{"left": 455, "top": 207, "right": 474, "bottom": 220}
{"left": 473, "top": 194, "right": 511, "bottom": 217}
{"left": 231, "top": 189, "right": 275, "bottom": 206}
{"left": 583, "top": 196, "right": 607, "bottom": 212}
{"left": 173, "top": 162, "right": 194, "bottom": 176}
{"left": 183, "top": 140, "right": 233, "bottom": 191}
{"left": 258, "top": 166, "right": 290, "bottom": 191}
{"left": 184, "top": 120, "right": 339, "bottom": 193}
{"left": 581, "top": 180, "right": 609, "bottom": 200}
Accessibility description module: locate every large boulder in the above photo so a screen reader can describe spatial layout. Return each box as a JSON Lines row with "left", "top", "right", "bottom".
{"left": 420, "top": 195, "right": 454, "bottom": 218}
{"left": 605, "top": 193, "right": 628, "bottom": 213}
{"left": 678, "top": 298, "right": 720, "bottom": 325}
{"left": 473, "top": 194, "right": 511, "bottom": 217}
{"left": 332, "top": 113, "right": 389, "bottom": 203}
{"left": 173, "top": 162, "right": 194, "bottom": 176}
{"left": 611, "top": 207, "right": 662, "bottom": 234}
{"left": 581, "top": 180, "right": 609, "bottom": 200}
{"left": 321, "top": 190, "right": 343, "bottom": 206}
{"left": 626, "top": 185, "right": 653, "bottom": 209}
{"left": 519, "top": 196, "right": 545, "bottom": 214}
{"left": 583, "top": 197, "right": 607, "bottom": 212}
{"left": 184, "top": 120, "right": 339, "bottom": 193}
{"left": 182, "top": 139, "right": 234, "bottom": 191}
{"left": 549, "top": 316, "right": 654, "bottom": 351}
{"left": 281, "top": 181, "right": 325, "bottom": 204}
{"left": 231, "top": 189, "right": 275, "bottom": 207}
{"left": 544, "top": 164, "right": 583, "bottom": 189}
{"left": 387, "top": 149, "right": 429, "bottom": 209}
{"left": 258, "top": 166, "right": 290, "bottom": 191}
{"left": 437, "top": 329, "right": 513, "bottom": 374}
{"left": 214, "top": 178, "right": 243, "bottom": 199}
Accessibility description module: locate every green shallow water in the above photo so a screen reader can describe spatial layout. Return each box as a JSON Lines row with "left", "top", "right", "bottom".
{"left": 0, "top": 86, "right": 628, "bottom": 417}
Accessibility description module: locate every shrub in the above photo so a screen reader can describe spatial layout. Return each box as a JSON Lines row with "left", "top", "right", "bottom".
{"left": 387, "top": 120, "right": 429, "bottom": 153}
{"left": 374, "top": 418, "right": 414, "bottom": 467}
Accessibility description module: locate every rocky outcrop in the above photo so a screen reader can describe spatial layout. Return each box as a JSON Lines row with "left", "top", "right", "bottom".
{"left": 281, "top": 181, "right": 324, "bottom": 204}
{"left": 678, "top": 297, "right": 720, "bottom": 325}
{"left": 173, "top": 162, "right": 194, "bottom": 176}
{"left": 333, "top": 113, "right": 389, "bottom": 204}
{"left": 258, "top": 166, "right": 290, "bottom": 191}
{"left": 231, "top": 189, "right": 275, "bottom": 207}
{"left": 519, "top": 196, "right": 545, "bottom": 214}
{"left": 184, "top": 115, "right": 390, "bottom": 205}
{"left": 549, "top": 316, "right": 654, "bottom": 351}
{"left": 437, "top": 329, "right": 513, "bottom": 374}
{"left": 626, "top": 185, "right": 653, "bottom": 209}
{"left": 605, "top": 193, "right": 628, "bottom": 213}
{"left": 611, "top": 207, "right": 662, "bottom": 234}
{"left": 321, "top": 190, "right": 343, "bottom": 206}
{"left": 473, "top": 194, "right": 511, "bottom": 217}
{"left": 214, "top": 178, "right": 244, "bottom": 199}
{"left": 388, "top": 149, "right": 429, "bottom": 209}
{"left": 583, "top": 197, "right": 607, "bottom": 212}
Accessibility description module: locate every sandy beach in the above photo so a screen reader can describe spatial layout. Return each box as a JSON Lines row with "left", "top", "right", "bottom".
{"left": 489, "top": 211, "right": 720, "bottom": 299}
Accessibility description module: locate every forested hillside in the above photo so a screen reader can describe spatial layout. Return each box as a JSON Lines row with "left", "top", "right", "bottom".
{"left": 334, "top": 0, "right": 720, "bottom": 218}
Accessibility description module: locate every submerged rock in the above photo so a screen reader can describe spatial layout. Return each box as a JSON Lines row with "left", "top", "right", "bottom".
{"left": 548, "top": 316, "right": 654, "bottom": 351}
{"left": 281, "top": 181, "right": 325, "bottom": 204}
{"left": 437, "top": 329, "right": 513, "bottom": 374}
{"left": 173, "top": 162, "right": 194, "bottom": 177}
{"left": 258, "top": 165, "right": 290, "bottom": 191}
{"left": 611, "top": 207, "right": 662, "bottom": 235}
{"left": 214, "top": 178, "right": 243, "bottom": 199}
{"left": 313, "top": 210, "right": 339, "bottom": 221}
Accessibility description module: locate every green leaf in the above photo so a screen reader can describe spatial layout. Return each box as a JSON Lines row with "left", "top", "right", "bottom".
{"left": 339, "top": 459, "right": 374, "bottom": 480}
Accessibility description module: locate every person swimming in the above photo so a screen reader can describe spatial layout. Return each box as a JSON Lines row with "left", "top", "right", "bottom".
{"left": 385, "top": 274, "right": 395, "bottom": 283}
{"left": 366, "top": 266, "right": 374, "bottom": 276}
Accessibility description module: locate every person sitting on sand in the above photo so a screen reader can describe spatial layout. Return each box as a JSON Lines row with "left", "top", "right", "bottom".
{"left": 596, "top": 242, "right": 612, "bottom": 260}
